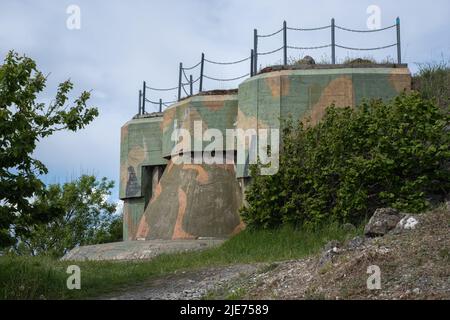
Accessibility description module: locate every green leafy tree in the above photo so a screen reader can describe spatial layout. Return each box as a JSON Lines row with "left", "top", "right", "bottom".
{"left": 0, "top": 51, "right": 98, "bottom": 247}
{"left": 241, "top": 92, "right": 450, "bottom": 229}
{"left": 13, "top": 175, "right": 120, "bottom": 257}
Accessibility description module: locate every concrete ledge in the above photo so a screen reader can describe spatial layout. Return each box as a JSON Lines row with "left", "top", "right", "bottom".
{"left": 61, "top": 239, "right": 224, "bottom": 261}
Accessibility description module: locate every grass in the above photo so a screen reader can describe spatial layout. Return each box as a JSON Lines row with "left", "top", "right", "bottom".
{"left": 0, "top": 223, "right": 361, "bottom": 300}
{"left": 413, "top": 60, "right": 450, "bottom": 111}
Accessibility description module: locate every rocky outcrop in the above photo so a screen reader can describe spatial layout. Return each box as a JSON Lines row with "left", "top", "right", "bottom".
{"left": 364, "top": 208, "right": 405, "bottom": 237}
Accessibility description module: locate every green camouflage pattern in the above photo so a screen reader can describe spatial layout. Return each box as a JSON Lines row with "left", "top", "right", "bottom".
{"left": 135, "top": 156, "right": 244, "bottom": 240}
{"left": 120, "top": 114, "right": 167, "bottom": 199}
{"left": 120, "top": 66, "right": 411, "bottom": 240}
{"left": 161, "top": 94, "right": 238, "bottom": 157}
{"left": 236, "top": 67, "right": 411, "bottom": 177}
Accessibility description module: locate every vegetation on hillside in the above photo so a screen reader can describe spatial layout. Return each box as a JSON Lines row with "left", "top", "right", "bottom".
{"left": 0, "top": 223, "right": 359, "bottom": 299}
{"left": 241, "top": 92, "right": 449, "bottom": 229}
{"left": 11, "top": 175, "right": 122, "bottom": 258}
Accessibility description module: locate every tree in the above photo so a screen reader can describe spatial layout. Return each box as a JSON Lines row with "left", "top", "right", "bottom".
{"left": 13, "top": 175, "right": 120, "bottom": 257}
{"left": 0, "top": 51, "right": 99, "bottom": 247}
{"left": 241, "top": 92, "right": 450, "bottom": 229}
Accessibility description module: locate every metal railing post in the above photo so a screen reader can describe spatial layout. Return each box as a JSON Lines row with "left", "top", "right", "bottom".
{"left": 253, "top": 29, "right": 258, "bottom": 74}
{"left": 178, "top": 63, "right": 182, "bottom": 101}
{"left": 159, "top": 98, "right": 162, "bottom": 112}
{"left": 199, "top": 53, "right": 205, "bottom": 92}
{"left": 396, "top": 17, "right": 402, "bottom": 64}
{"left": 250, "top": 49, "right": 254, "bottom": 76}
{"left": 331, "top": 18, "right": 336, "bottom": 64}
{"left": 189, "top": 75, "right": 193, "bottom": 96}
{"left": 283, "top": 21, "right": 287, "bottom": 66}
{"left": 142, "top": 81, "right": 146, "bottom": 114}
{"left": 138, "top": 90, "right": 142, "bottom": 115}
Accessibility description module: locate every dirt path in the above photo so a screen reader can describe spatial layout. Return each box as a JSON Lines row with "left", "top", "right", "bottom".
{"left": 98, "top": 264, "right": 262, "bottom": 300}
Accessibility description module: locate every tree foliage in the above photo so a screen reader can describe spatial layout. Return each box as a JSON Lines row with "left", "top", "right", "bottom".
{"left": 13, "top": 175, "right": 121, "bottom": 257}
{"left": 241, "top": 92, "right": 450, "bottom": 229}
{"left": 0, "top": 51, "right": 98, "bottom": 247}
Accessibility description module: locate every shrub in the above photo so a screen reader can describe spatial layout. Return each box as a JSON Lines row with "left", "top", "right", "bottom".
{"left": 413, "top": 61, "right": 450, "bottom": 112}
{"left": 241, "top": 92, "right": 450, "bottom": 229}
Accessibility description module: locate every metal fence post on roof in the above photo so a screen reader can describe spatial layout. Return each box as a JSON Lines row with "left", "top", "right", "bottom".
{"left": 396, "top": 17, "right": 402, "bottom": 64}
{"left": 253, "top": 29, "right": 258, "bottom": 75}
{"left": 159, "top": 98, "right": 162, "bottom": 112}
{"left": 189, "top": 75, "right": 193, "bottom": 96}
{"left": 250, "top": 49, "right": 254, "bottom": 76}
{"left": 199, "top": 53, "right": 205, "bottom": 92}
{"left": 283, "top": 21, "right": 287, "bottom": 66}
{"left": 138, "top": 90, "right": 142, "bottom": 115}
{"left": 331, "top": 18, "right": 336, "bottom": 64}
{"left": 142, "top": 81, "right": 146, "bottom": 114}
{"left": 178, "top": 62, "right": 183, "bottom": 101}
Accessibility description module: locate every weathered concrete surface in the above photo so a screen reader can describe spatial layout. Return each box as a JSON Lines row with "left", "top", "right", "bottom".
{"left": 61, "top": 239, "right": 224, "bottom": 261}
{"left": 161, "top": 94, "right": 238, "bottom": 158}
{"left": 236, "top": 67, "right": 411, "bottom": 178}
{"left": 135, "top": 156, "right": 244, "bottom": 240}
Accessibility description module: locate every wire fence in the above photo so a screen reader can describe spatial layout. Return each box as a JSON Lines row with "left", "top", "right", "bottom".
{"left": 137, "top": 17, "right": 403, "bottom": 115}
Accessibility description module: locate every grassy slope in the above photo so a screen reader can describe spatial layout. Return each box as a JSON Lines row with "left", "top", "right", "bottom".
{"left": 0, "top": 223, "right": 360, "bottom": 299}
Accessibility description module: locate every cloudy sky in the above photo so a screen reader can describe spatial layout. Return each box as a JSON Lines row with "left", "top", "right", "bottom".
{"left": 1, "top": 0, "right": 449, "bottom": 202}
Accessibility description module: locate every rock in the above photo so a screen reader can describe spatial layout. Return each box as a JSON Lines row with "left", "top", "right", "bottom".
{"left": 323, "top": 240, "right": 341, "bottom": 252}
{"left": 396, "top": 215, "right": 419, "bottom": 231}
{"left": 318, "top": 240, "right": 341, "bottom": 267}
{"left": 364, "top": 208, "right": 405, "bottom": 238}
{"left": 296, "top": 55, "right": 315, "bottom": 65}
{"left": 343, "top": 223, "right": 356, "bottom": 233}
{"left": 346, "top": 236, "right": 365, "bottom": 250}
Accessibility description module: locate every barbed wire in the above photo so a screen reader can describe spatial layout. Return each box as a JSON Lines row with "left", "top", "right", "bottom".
{"left": 336, "top": 43, "right": 397, "bottom": 51}
{"left": 287, "top": 25, "right": 331, "bottom": 31}
{"left": 288, "top": 44, "right": 331, "bottom": 50}
{"left": 203, "top": 73, "right": 250, "bottom": 82}
{"left": 257, "top": 27, "right": 284, "bottom": 38}
{"left": 336, "top": 24, "right": 396, "bottom": 33}
{"left": 257, "top": 46, "right": 284, "bottom": 56}
{"left": 205, "top": 55, "right": 251, "bottom": 65}
{"left": 145, "top": 85, "right": 178, "bottom": 91}
{"left": 182, "top": 60, "right": 202, "bottom": 70}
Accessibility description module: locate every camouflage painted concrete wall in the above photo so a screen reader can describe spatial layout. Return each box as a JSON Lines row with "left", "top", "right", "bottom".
{"left": 134, "top": 154, "right": 244, "bottom": 240}
{"left": 120, "top": 114, "right": 168, "bottom": 240}
{"left": 121, "top": 66, "right": 411, "bottom": 240}
{"left": 120, "top": 114, "right": 167, "bottom": 199}
{"left": 236, "top": 67, "right": 411, "bottom": 178}
{"left": 161, "top": 95, "right": 238, "bottom": 157}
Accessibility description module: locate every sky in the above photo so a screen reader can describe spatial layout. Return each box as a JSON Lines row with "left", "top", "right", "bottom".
{"left": 1, "top": 0, "right": 449, "bottom": 203}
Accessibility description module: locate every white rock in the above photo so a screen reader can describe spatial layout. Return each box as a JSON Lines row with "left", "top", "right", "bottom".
{"left": 398, "top": 216, "right": 419, "bottom": 230}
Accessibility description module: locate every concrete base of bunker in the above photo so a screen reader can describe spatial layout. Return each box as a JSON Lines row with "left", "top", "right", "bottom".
{"left": 134, "top": 159, "right": 244, "bottom": 240}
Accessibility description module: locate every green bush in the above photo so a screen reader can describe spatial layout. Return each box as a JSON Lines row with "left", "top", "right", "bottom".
{"left": 241, "top": 92, "right": 450, "bottom": 229}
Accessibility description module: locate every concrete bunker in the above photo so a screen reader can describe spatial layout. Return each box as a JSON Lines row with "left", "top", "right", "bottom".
{"left": 120, "top": 64, "right": 411, "bottom": 241}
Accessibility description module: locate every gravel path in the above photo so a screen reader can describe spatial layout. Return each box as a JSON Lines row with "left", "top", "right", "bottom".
{"left": 98, "top": 264, "right": 261, "bottom": 300}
